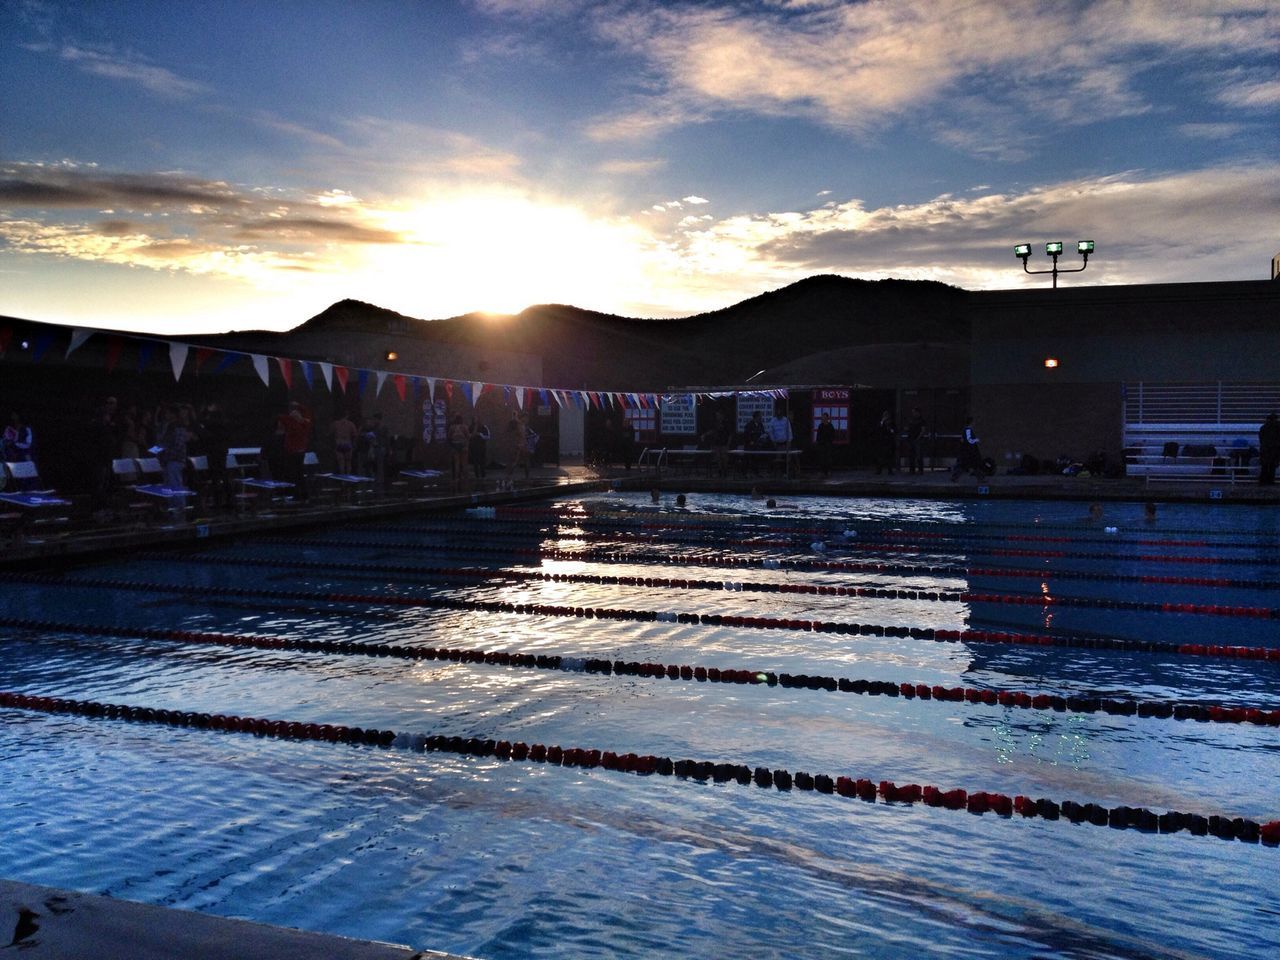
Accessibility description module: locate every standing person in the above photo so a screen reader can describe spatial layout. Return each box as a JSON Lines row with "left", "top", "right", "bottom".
{"left": 156, "top": 403, "right": 189, "bottom": 490}
{"left": 198, "top": 404, "right": 231, "bottom": 509}
{"left": 767, "top": 408, "right": 793, "bottom": 477}
{"left": 448, "top": 414, "right": 470, "bottom": 484}
{"left": 505, "top": 412, "right": 531, "bottom": 486}
{"left": 906, "top": 407, "right": 927, "bottom": 475}
{"left": 468, "top": 417, "right": 491, "bottom": 482}
{"left": 1259, "top": 412, "right": 1280, "bottom": 486}
{"left": 815, "top": 412, "right": 836, "bottom": 477}
{"left": 951, "top": 416, "right": 985, "bottom": 481}
{"left": 874, "top": 410, "right": 897, "bottom": 475}
{"left": 331, "top": 410, "right": 358, "bottom": 474}
{"left": 744, "top": 410, "right": 768, "bottom": 450}
{"left": 276, "top": 401, "right": 313, "bottom": 500}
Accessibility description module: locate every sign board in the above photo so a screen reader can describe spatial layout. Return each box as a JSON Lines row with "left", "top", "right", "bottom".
{"left": 811, "top": 387, "right": 850, "bottom": 444}
{"left": 422, "top": 398, "right": 448, "bottom": 444}
{"left": 660, "top": 394, "right": 697, "bottom": 435}
{"left": 736, "top": 394, "right": 774, "bottom": 431}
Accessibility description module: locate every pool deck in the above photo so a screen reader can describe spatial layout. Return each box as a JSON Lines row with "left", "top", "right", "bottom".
{"left": 3, "top": 463, "right": 1278, "bottom": 569}
{"left": 0, "top": 879, "right": 471, "bottom": 960}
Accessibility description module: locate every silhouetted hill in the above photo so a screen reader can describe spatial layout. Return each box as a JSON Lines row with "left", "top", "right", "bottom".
{"left": 298, "top": 275, "right": 970, "bottom": 390}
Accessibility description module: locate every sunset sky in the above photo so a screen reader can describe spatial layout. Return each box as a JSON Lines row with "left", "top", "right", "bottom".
{"left": 2, "top": 0, "right": 1277, "bottom": 334}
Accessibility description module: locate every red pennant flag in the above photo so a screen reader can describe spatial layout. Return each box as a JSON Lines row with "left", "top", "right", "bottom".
{"left": 276, "top": 357, "right": 293, "bottom": 390}
{"left": 105, "top": 336, "right": 124, "bottom": 373}
{"left": 334, "top": 365, "right": 349, "bottom": 392}
{"left": 394, "top": 374, "right": 406, "bottom": 402}
{"left": 195, "top": 347, "right": 215, "bottom": 374}
{"left": 444, "top": 380, "right": 454, "bottom": 400}
{"left": 0, "top": 325, "right": 12, "bottom": 355}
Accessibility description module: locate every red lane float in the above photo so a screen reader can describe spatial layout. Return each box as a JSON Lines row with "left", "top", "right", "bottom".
{"left": 3, "top": 690, "right": 1275, "bottom": 847}
{"left": 2, "top": 615, "right": 1277, "bottom": 726}
{"left": 4, "top": 572, "right": 1278, "bottom": 665}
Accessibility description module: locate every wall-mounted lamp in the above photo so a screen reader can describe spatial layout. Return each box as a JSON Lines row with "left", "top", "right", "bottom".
{"left": 384, "top": 350, "right": 398, "bottom": 362}
{"left": 1044, "top": 357, "right": 1059, "bottom": 369}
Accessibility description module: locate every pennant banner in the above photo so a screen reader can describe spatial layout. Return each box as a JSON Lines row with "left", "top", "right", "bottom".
{"left": 65, "top": 329, "right": 93, "bottom": 359}
{"left": 426, "top": 377, "right": 436, "bottom": 403}
{"left": 459, "top": 381, "right": 473, "bottom": 405}
{"left": 375, "top": 370, "right": 388, "bottom": 398}
{"left": 169, "top": 342, "right": 189, "bottom": 381}
{"left": 334, "top": 366, "right": 349, "bottom": 393}
{"left": 137, "top": 341, "right": 157, "bottom": 372}
{"left": 300, "top": 360, "right": 315, "bottom": 391}
{"left": 32, "top": 332, "right": 55, "bottom": 363}
{"left": 213, "top": 352, "right": 240, "bottom": 375}
{"left": 195, "top": 347, "right": 216, "bottom": 374}
{"left": 319, "top": 362, "right": 333, "bottom": 391}
{"left": 356, "top": 369, "right": 369, "bottom": 396}
{"left": 276, "top": 356, "right": 293, "bottom": 390}
{"left": 394, "top": 374, "right": 406, "bottom": 402}
{"left": 251, "top": 354, "right": 270, "bottom": 387}
{"left": 105, "top": 337, "right": 124, "bottom": 374}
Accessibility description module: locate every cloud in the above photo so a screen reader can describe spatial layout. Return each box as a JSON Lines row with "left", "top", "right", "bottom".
{"left": 682, "top": 195, "right": 710, "bottom": 204}
{"left": 1216, "top": 75, "right": 1280, "bottom": 109}
{"left": 0, "top": 164, "right": 407, "bottom": 284}
{"left": 655, "top": 162, "right": 1280, "bottom": 295}
{"left": 1178, "top": 122, "right": 1247, "bottom": 139}
{"left": 597, "top": 158, "right": 668, "bottom": 175}
{"left": 25, "top": 42, "right": 208, "bottom": 98}
{"left": 584, "top": 0, "right": 1280, "bottom": 150}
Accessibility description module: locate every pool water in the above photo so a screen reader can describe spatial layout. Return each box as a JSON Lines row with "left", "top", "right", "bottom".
{"left": 1, "top": 493, "right": 1278, "bottom": 959}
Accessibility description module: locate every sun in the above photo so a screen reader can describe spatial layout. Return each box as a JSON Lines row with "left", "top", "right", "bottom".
{"left": 363, "top": 191, "right": 657, "bottom": 318}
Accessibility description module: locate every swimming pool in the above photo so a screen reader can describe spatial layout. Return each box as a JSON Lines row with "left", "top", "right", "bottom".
{"left": 1, "top": 493, "right": 1278, "bottom": 959}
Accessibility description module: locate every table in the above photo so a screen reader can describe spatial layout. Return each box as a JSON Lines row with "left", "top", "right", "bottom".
{"left": 0, "top": 491, "right": 72, "bottom": 539}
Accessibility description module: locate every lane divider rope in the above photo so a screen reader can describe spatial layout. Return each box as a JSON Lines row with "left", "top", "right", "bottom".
{"left": 3, "top": 691, "right": 1276, "bottom": 846}
{"left": 3, "top": 615, "right": 1277, "bottom": 726}
{"left": 4, "top": 571, "right": 1278, "bottom": 664}
{"left": 257, "top": 534, "right": 1280, "bottom": 591}
{"left": 149, "top": 552, "right": 1280, "bottom": 621}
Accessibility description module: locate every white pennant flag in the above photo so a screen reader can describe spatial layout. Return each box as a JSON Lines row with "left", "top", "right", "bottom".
{"left": 319, "top": 361, "right": 333, "bottom": 391}
{"left": 169, "top": 342, "right": 189, "bottom": 381}
{"left": 251, "top": 354, "right": 270, "bottom": 387}
{"left": 427, "top": 377, "right": 436, "bottom": 403}
{"left": 65, "top": 328, "right": 93, "bottom": 358}
{"left": 376, "top": 370, "right": 388, "bottom": 397}
{"left": 514, "top": 387, "right": 525, "bottom": 409}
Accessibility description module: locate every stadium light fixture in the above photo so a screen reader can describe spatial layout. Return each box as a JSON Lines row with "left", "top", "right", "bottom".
{"left": 1014, "top": 239, "right": 1097, "bottom": 288}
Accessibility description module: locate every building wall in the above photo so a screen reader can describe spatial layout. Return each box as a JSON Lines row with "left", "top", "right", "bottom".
{"left": 967, "top": 280, "right": 1280, "bottom": 470}
{"left": 972, "top": 381, "right": 1123, "bottom": 470}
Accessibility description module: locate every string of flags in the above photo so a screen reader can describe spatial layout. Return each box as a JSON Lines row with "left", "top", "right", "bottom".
{"left": 0, "top": 321, "right": 789, "bottom": 410}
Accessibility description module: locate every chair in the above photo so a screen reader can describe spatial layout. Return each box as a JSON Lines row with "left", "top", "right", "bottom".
{"left": 135, "top": 457, "right": 165, "bottom": 485}
{"left": 111, "top": 458, "right": 153, "bottom": 523}
{"left": 4, "top": 460, "right": 55, "bottom": 494}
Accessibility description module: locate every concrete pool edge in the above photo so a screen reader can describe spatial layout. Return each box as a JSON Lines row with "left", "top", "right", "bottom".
{"left": 1, "top": 879, "right": 475, "bottom": 960}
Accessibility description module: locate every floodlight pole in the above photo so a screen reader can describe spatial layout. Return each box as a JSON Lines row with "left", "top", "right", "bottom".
{"left": 1016, "top": 242, "right": 1094, "bottom": 288}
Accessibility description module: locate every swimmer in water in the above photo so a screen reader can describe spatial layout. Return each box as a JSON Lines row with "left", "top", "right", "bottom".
{"left": 1144, "top": 501, "right": 1157, "bottom": 523}
{"left": 676, "top": 494, "right": 686, "bottom": 507}
{"left": 650, "top": 489, "right": 660, "bottom": 503}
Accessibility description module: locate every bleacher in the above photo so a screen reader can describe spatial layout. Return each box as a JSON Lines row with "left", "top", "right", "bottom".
{"left": 1124, "top": 425, "right": 1258, "bottom": 484}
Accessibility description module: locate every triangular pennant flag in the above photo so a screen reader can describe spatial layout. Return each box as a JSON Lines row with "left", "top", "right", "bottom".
{"left": 65, "top": 328, "right": 93, "bottom": 358}
{"left": 251, "top": 354, "right": 270, "bottom": 387}
{"left": 503, "top": 385, "right": 511, "bottom": 405}
{"left": 276, "top": 357, "right": 293, "bottom": 390}
{"left": 472, "top": 381, "right": 484, "bottom": 402}
{"left": 300, "top": 360, "right": 314, "bottom": 391}
{"left": 356, "top": 369, "right": 369, "bottom": 396}
{"left": 459, "top": 381, "right": 473, "bottom": 405}
{"left": 443, "top": 380, "right": 454, "bottom": 401}
{"left": 394, "top": 374, "right": 406, "bottom": 402}
{"left": 411, "top": 377, "right": 421, "bottom": 402}
{"left": 551, "top": 390, "right": 565, "bottom": 408}
{"left": 426, "top": 377, "right": 436, "bottom": 403}
{"left": 194, "top": 347, "right": 215, "bottom": 374}
{"left": 514, "top": 387, "right": 524, "bottom": 409}
{"left": 334, "top": 365, "right": 349, "bottom": 392}
{"left": 375, "top": 370, "right": 388, "bottom": 397}
{"left": 319, "top": 362, "right": 333, "bottom": 391}
{"left": 105, "top": 337, "right": 124, "bottom": 374}
{"left": 540, "top": 389, "right": 550, "bottom": 406}
{"left": 213, "top": 351, "right": 240, "bottom": 375}
{"left": 169, "top": 342, "right": 189, "bottom": 381}
{"left": 137, "top": 341, "right": 157, "bottom": 372}
{"left": 32, "top": 332, "right": 55, "bottom": 362}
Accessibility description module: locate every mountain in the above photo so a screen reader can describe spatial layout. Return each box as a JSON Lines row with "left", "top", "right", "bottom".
{"left": 296, "top": 275, "right": 971, "bottom": 390}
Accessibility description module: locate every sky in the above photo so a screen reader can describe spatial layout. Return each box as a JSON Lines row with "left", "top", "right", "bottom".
{"left": 1, "top": 0, "right": 1277, "bottom": 334}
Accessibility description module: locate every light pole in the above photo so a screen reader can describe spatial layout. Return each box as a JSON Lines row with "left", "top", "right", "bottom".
{"left": 1015, "top": 240, "right": 1094, "bottom": 288}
